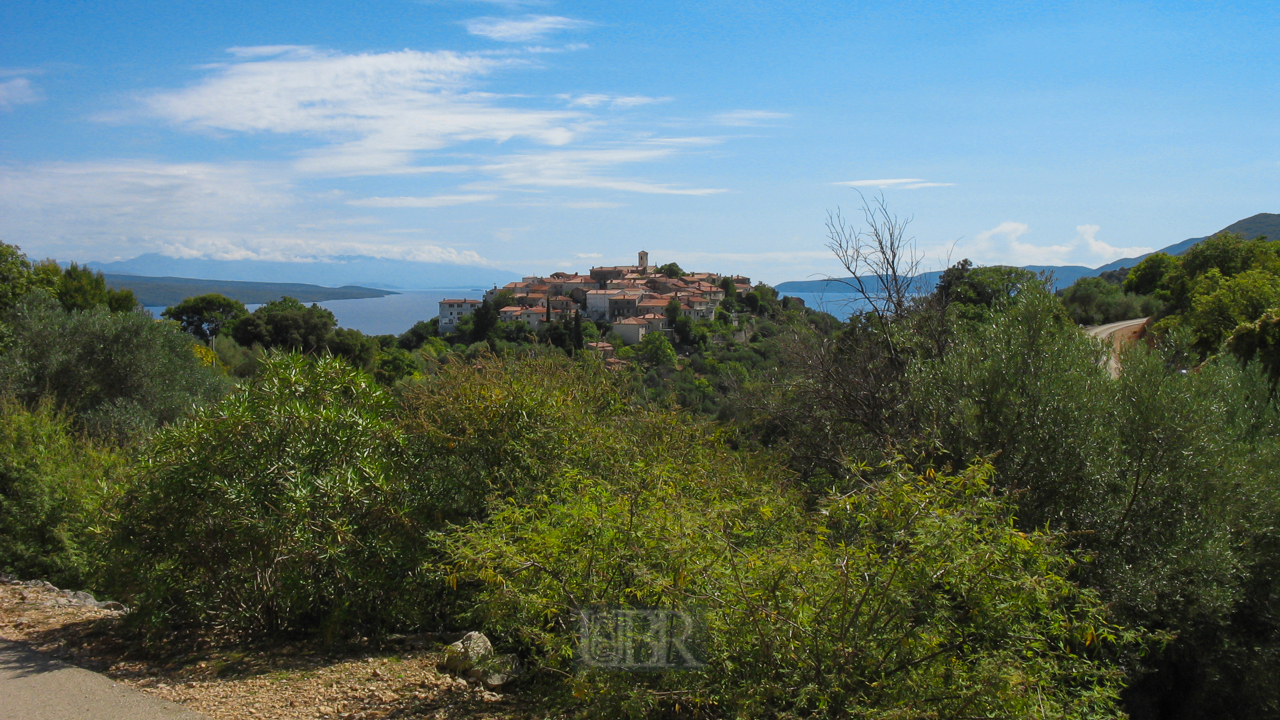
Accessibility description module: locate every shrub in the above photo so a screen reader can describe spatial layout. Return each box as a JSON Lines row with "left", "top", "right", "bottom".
{"left": 452, "top": 448, "right": 1135, "bottom": 718}
{"left": 0, "top": 292, "right": 229, "bottom": 441}
{"left": 908, "top": 286, "right": 1280, "bottom": 717}
{"left": 105, "top": 353, "right": 451, "bottom": 638}
{"left": 0, "top": 397, "right": 123, "bottom": 588}
{"left": 1060, "top": 276, "right": 1161, "bottom": 326}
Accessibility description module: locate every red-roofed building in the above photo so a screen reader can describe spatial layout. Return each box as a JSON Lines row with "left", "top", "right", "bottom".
{"left": 439, "top": 299, "right": 481, "bottom": 332}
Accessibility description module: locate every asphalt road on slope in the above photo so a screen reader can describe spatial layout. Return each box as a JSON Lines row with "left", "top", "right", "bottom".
{"left": 1084, "top": 317, "right": 1150, "bottom": 340}
{"left": 0, "top": 640, "right": 208, "bottom": 720}
{"left": 1085, "top": 317, "right": 1149, "bottom": 377}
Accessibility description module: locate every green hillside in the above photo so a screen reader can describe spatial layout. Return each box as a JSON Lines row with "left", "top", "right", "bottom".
{"left": 1220, "top": 212, "right": 1280, "bottom": 241}
{"left": 103, "top": 274, "right": 395, "bottom": 307}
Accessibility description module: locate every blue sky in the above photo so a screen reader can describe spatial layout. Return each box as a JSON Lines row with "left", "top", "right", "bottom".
{"left": 2, "top": 0, "right": 1278, "bottom": 283}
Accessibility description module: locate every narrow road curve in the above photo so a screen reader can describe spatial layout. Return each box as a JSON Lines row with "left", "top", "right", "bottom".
{"left": 1085, "top": 317, "right": 1149, "bottom": 378}
{"left": 0, "top": 640, "right": 208, "bottom": 720}
{"left": 1084, "top": 316, "right": 1150, "bottom": 340}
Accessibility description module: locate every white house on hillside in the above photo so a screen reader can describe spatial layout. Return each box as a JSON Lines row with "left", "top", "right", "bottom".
{"left": 439, "top": 299, "right": 481, "bottom": 332}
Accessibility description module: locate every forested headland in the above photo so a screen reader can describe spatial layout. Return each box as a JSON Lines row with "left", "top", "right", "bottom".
{"left": 3, "top": 207, "right": 1280, "bottom": 719}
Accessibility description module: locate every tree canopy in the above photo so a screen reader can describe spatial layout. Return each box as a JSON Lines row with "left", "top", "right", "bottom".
{"left": 162, "top": 293, "right": 248, "bottom": 344}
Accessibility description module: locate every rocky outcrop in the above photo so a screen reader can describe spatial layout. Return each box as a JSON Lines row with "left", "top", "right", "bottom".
{"left": 439, "top": 632, "right": 520, "bottom": 689}
{"left": 0, "top": 574, "right": 127, "bottom": 613}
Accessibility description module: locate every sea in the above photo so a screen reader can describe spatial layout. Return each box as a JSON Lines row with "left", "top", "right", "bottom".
{"left": 144, "top": 288, "right": 861, "bottom": 336}
{"left": 145, "top": 288, "right": 487, "bottom": 337}
{"left": 783, "top": 292, "right": 860, "bottom": 320}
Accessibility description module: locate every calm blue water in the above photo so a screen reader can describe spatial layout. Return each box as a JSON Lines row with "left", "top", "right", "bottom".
{"left": 145, "top": 288, "right": 489, "bottom": 336}
{"left": 784, "top": 292, "right": 860, "bottom": 320}
{"left": 146, "top": 288, "right": 857, "bottom": 335}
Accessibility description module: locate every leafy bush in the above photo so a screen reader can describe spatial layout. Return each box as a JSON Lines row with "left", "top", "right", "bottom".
{"left": 1181, "top": 269, "right": 1280, "bottom": 354}
{"left": 56, "top": 263, "right": 137, "bottom": 313}
{"left": 1228, "top": 308, "right": 1280, "bottom": 388}
{"left": 396, "top": 353, "right": 629, "bottom": 521}
{"left": 231, "top": 296, "right": 337, "bottom": 353}
{"left": 452, "top": 442, "right": 1134, "bottom": 718}
{"left": 908, "top": 286, "right": 1280, "bottom": 717}
{"left": 162, "top": 293, "right": 248, "bottom": 344}
{"left": 0, "top": 292, "right": 229, "bottom": 441}
{"left": 1060, "top": 276, "right": 1162, "bottom": 326}
{"left": 0, "top": 397, "right": 123, "bottom": 588}
{"left": 105, "top": 353, "right": 453, "bottom": 638}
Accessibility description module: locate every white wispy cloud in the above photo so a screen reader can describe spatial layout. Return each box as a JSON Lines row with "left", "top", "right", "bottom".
{"left": 662, "top": 249, "right": 835, "bottom": 263}
{"left": 0, "top": 78, "right": 41, "bottom": 110}
{"left": 465, "top": 15, "right": 592, "bottom": 42}
{"left": 0, "top": 160, "right": 490, "bottom": 265}
{"left": 564, "top": 201, "right": 623, "bottom": 209}
{"left": 15, "top": 44, "right": 758, "bottom": 263}
{"left": 965, "top": 221, "right": 1153, "bottom": 267}
{"left": 713, "top": 110, "right": 790, "bottom": 126}
{"left": 836, "top": 178, "right": 954, "bottom": 189}
{"left": 481, "top": 147, "right": 727, "bottom": 195}
{"left": 1072, "top": 224, "right": 1152, "bottom": 263}
{"left": 461, "top": 0, "right": 550, "bottom": 8}
{"left": 142, "top": 46, "right": 579, "bottom": 176}
{"left": 575, "top": 252, "right": 603, "bottom": 258}
{"left": 347, "top": 194, "right": 496, "bottom": 207}
{"left": 559, "top": 93, "right": 671, "bottom": 109}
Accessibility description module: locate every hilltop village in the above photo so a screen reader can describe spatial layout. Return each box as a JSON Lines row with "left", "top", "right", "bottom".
{"left": 439, "top": 251, "right": 755, "bottom": 349}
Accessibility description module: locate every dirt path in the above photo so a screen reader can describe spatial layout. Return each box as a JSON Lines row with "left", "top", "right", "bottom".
{"left": 1, "top": 639, "right": 209, "bottom": 720}
{"left": 0, "top": 581, "right": 531, "bottom": 720}
{"left": 1085, "top": 317, "right": 1149, "bottom": 377}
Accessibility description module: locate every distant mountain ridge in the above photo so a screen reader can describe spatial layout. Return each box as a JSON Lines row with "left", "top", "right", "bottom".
{"left": 103, "top": 275, "right": 394, "bottom": 308}
{"left": 88, "top": 254, "right": 521, "bottom": 291}
{"left": 776, "top": 213, "right": 1280, "bottom": 294}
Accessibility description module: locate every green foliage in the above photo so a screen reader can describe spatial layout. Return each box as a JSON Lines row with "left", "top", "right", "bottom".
{"left": 937, "top": 262, "right": 1041, "bottom": 315}
{"left": 328, "top": 327, "right": 379, "bottom": 371}
{"left": 1110, "top": 233, "right": 1280, "bottom": 362}
{"left": 1124, "top": 253, "right": 1179, "bottom": 296}
{"left": 105, "top": 354, "right": 450, "bottom": 637}
{"left": 56, "top": 262, "right": 137, "bottom": 313}
{"left": 470, "top": 299, "right": 499, "bottom": 343}
{"left": 1182, "top": 269, "right": 1280, "bottom": 354}
{"left": 231, "top": 296, "right": 336, "bottom": 353}
{"left": 0, "top": 242, "right": 55, "bottom": 313}
{"left": 0, "top": 292, "right": 229, "bottom": 441}
{"left": 664, "top": 297, "right": 681, "bottom": 326}
{"left": 224, "top": 296, "right": 390, "bottom": 373}
{"left": 374, "top": 347, "right": 420, "bottom": 386}
{"left": 0, "top": 397, "right": 123, "bottom": 588}
{"left": 453, "top": 439, "right": 1133, "bottom": 718}
{"left": 162, "top": 293, "right": 248, "bottom": 344}
{"left": 1227, "top": 308, "right": 1280, "bottom": 388}
{"left": 492, "top": 289, "right": 517, "bottom": 309}
{"left": 672, "top": 315, "right": 694, "bottom": 345}
{"left": 395, "top": 353, "right": 629, "bottom": 517}
{"left": 633, "top": 331, "right": 677, "bottom": 368}
{"left": 397, "top": 319, "right": 439, "bottom": 350}
{"left": 907, "top": 286, "right": 1280, "bottom": 717}
{"left": 656, "top": 262, "right": 685, "bottom": 278}
{"left": 1059, "top": 276, "right": 1162, "bottom": 326}
{"left": 1180, "top": 232, "right": 1280, "bottom": 281}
